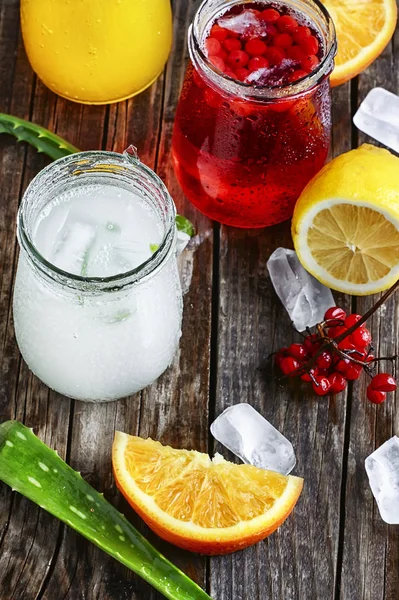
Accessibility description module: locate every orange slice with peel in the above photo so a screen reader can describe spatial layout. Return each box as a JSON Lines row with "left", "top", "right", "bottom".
{"left": 112, "top": 433, "right": 303, "bottom": 555}
{"left": 322, "top": 0, "right": 397, "bottom": 86}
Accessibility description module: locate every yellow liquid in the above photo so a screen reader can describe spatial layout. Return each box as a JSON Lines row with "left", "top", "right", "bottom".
{"left": 20, "top": 0, "right": 172, "bottom": 104}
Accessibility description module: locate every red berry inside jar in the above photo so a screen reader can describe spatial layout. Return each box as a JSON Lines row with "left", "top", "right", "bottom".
{"left": 203, "top": 2, "right": 324, "bottom": 86}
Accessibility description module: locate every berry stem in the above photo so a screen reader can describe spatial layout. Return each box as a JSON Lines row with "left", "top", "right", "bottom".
{"left": 333, "top": 279, "right": 399, "bottom": 345}
{"left": 368, "top": 356, "right": 397, "bottom": 362}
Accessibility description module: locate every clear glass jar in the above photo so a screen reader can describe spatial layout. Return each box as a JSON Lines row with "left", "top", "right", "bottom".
{"left": 172, "top": 0, "right": 337, "bottom": 228}
{"left": 13, "top": 150, "right": 182, "bottom": 402}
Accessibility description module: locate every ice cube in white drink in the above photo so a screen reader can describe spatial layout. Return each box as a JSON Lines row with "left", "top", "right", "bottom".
{"left": 13, "top": 182, "right": 182, "bottom": 402}
{"left": 34, "top": 184, "right": 162, "bottom": 277}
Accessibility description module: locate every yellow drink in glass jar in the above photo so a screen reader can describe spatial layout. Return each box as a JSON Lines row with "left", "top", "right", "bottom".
{"left": 20, "top": 0, "right": 172, "bottom": 104}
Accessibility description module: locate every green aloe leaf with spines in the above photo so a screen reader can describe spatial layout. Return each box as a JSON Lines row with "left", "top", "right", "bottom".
{"left": 0, "top": 113, "right": 79, "bottom": 160}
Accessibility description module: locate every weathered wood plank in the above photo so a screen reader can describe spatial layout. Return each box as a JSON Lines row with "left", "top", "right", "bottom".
{"left": 338, "top": 35, "right": 399, "bottom": 600}
{"left": 209, "top": 78, "right": 353, "bottom": 599}
{"left": 0, "top": 6, "right": 74, "bottom": 598}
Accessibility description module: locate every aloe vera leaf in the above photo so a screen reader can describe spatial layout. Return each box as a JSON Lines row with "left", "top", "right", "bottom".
{"left": 0, "top": 114, "right": 195, "bottom": 236}
{"left": 0, "top": 113, "right": 79, "bottom": 160}
{"left": 0, "top": 421, "right": 212, "bottom": 600}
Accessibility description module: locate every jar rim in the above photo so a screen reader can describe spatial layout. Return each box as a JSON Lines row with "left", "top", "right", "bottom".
{"left": 17, "top": 150, "right": 177, "bottom": 292}
{"left": 190, "top": 0, "right": 337, "bottom": 99}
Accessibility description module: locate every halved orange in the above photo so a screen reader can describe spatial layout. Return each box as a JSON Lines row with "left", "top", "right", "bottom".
{"left": 112, "top": 433, "right": 303, "bottom": 555}
{"left": 322, "top": 0, "right": 397, "bottom": 86}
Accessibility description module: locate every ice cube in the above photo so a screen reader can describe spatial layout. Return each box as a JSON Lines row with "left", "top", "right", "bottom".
{"left": 353, "top": 87, "right": 399, "bottom": 153}
{"left": 246, "top": 59, "right": 299, "bottom": 86}
{"left": 89, "top": 245, "right": 133, "bottom": 277}
{"left": 266, "top": 247, "right": 334, "bottom": 332}
{"left": 52, "top": 219, "right": 96, "bottom": 276}
{"left": 246, "top": 67, "right": 271, "bottom": 84}
{"left": 88, "top": 239, "right": 146, "bottom": 277}
{"left": 365, "top": 436, "right": 399, "bottom": 524}
{"left": 218, "top": 11, "right": 268, "bottom": 37}
{"left": 210, "top": 403, "right": 296, "bottom": 475}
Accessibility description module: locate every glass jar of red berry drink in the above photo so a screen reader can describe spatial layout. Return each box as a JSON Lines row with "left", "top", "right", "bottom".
{"left": 172, "top": 0, "right": 336, "bottom": 228}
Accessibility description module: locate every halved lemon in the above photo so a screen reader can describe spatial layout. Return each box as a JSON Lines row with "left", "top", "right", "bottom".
{"left": 322, "top": 0, "right": 397, "bottom": 86}
{"left": 112, "top": 433, "right": 303, "bottom": 555}
{"left": 292, "top": 144, "right": 399, "bottom": 295}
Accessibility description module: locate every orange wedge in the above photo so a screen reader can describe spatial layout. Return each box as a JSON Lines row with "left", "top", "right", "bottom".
{"left": 112, "top": 433, "right": 303, "bottom": 555}
{"left": 322, "top": 0, "right": 397, "bottom": 86}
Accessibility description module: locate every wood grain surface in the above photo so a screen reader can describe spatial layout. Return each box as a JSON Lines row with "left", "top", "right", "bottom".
{"left": 0, "top": 0, "right": 398, "bottom": 599}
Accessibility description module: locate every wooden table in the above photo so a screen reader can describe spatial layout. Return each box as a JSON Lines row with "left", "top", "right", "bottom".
{"left": 1, "top": 1, "right": 398, "bottom": 599}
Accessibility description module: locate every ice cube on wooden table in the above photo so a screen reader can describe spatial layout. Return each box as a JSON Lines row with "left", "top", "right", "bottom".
{"left": 210, "top": 403, "right": 296, "bottom": 475}
{"left": 266, "top": 247, "right": 334, "bottom": 332}
{"left": 353, "top": 87, "right": 399, "bottom": 153}
{"left": 365, "top": 436, "right": 399, "bottom": 524}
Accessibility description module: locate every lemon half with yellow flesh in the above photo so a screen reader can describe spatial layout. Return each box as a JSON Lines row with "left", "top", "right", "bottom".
{"left": 292, "top": 144, "right": 399, "bottom": 295}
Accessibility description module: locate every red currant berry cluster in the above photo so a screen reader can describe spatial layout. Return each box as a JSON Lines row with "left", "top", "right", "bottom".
{"left": 275, "top": 306, "right": 397, "bottom": 401}
{"left": 204, "top": 4, "right": 322, "bottom": 85}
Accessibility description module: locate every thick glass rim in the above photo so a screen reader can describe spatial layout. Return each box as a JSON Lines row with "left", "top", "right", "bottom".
{"left": 190, "top": 0, "right": 337, "bottom": 100}
{"left": 17, "top": 150, "right": 177, "bottom": 292}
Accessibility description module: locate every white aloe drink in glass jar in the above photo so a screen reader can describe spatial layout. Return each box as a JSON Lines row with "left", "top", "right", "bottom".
{"left": 13, "top": 147, "right": 183, "bottom": 402}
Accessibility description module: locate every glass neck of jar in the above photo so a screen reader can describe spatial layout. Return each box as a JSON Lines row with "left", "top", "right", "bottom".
{"left": 189, "top": 0, "right": 337, "bottom": 101}
{"left": 17, "top": 149, "right": 177, "bottom": 294}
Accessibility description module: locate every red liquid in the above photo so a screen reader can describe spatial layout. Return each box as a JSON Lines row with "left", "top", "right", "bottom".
{"left": 172, "top": 2, "right": 332, "bottom": 228}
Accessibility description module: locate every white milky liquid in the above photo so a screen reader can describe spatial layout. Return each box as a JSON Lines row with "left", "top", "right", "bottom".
{"left": 13, "top": 183, "right": 182, "bottom": 401}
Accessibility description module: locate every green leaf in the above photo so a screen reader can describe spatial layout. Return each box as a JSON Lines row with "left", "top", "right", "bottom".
{"left": 175, "top": 215, "right": 195, "bottom": 237}
{"left": 150, "top": 243, "right": 160, "bottom": 253}
{"left": 0, "top": 113, "right": 79, "bottom": 160}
